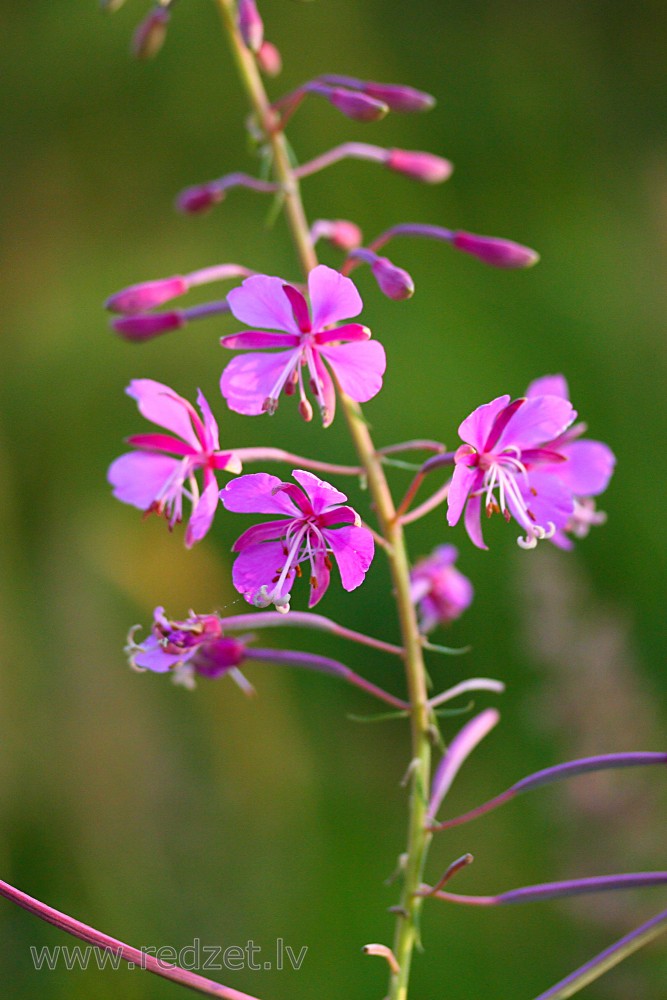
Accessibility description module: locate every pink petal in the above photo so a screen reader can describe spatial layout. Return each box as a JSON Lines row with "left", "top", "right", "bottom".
{"left": 232, "top": 519, "right": 290, "bottom": 551}
{"left": 555, "top": 440, "right": 616, "bottom": 496}
{"left": 220, "top": 472, "right": 300, "bottom": 516}
{"left": 292, "top": 469, "right": 348, "bottom": 512}
{"left": 127, "top": 379, "right": 199, "bottom": 449}
{"left": 108, "top": 452, "right": 180, "bottom": 509}
{"left": 498, "top": 395, "right": 575, "bottom": 451}
{"left": 126, "top": 433, "right": 194, "bottom": 457}
{"left": 447, "top": 464, "right": 480, "bottom": 527}
{"left": 463, "top": 493, "right": 487, "bottom": 550}
{"left": 458, "top": 395, "right": 510, "bottom": 450}
{"left": 185, "top": 478, "right": 219, "bottom": 547}
{"left": 195, "top": 388, "right": 220, "bottom": 451}
{"left": 232, "top": 541, "right": 295, "bottom": 605}
{"left": 308, "top": 265, "right": 363, "bottom": 329}
{"left": 211, "top": 451, "right": 243, "bottom": 474}
{"left": 314, "top": 323, "right": 370, "bottom": 346}
{"left": 133, "top": 638, "right": 187, "bottom": 673}
{"left": 220, "top": 348, "right": 301, "bottom": 415}
{"left": 220, "top": 329, "right": 300, "bottom": 349}
{"left": 511, "top": 472, "right": 573, "bottom": 534}
{"left": 526, "top": 374, "right": 569, "bottom": 400}
{"left": 226, "top": 274, "right": 300, "bottom": 334}
{"left": 318, "top": 505, "right": 359, "bottom": 528}
{"left": 318, "top": 340, "right": 386, "bottom": 402}
{"left": 324, "top": 524, "right": 374, "bottom": 591}
{"left": 308, "top": 547, "right": 331, "bottom": 607}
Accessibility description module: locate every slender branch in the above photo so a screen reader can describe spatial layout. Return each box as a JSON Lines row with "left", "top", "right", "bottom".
{"left": 234, "top": 446, "right": 362, "bottom": 477}
{"left": 0, "top": 879, "right": 261, "bottom": 1000}
{"left": 218, "top": 609, "right": 405, "bottom": 658}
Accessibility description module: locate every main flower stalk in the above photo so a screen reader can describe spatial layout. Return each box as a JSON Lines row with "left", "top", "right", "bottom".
{"left": 215, "top": 2, "right": 432, "bottom": 996}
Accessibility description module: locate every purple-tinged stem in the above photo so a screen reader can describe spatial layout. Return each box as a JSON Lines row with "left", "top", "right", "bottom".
{"left": 187, "top": 263, "right": 254, "bottom": 288}
{"left": 427, "top": 709, "right": 500, "bottom": 822}
{"left": 430, "top": 752, "right": 667, "bottom": 831}
{"left": 532, "top": 906, "right": 667, "bottom": 1000}
{"left": 217, "top": 610, "right": 405, "bottom": 658}
{"left": 250, "top": 648, "right": 408, "bottom": 710}
{"left": 400, "top": 480, "right": 451, "bottom": 526}
{"left": 0, "top": 879, "right": 262, "bottom": 1000}
{"left": 427, "top": 678, "right": 505, "bottom": 710}
{"left": 233, "top": 445, "right": 362, "bottom": 477}
{"left": 294, "top": 142, "right": 389, "bottom": 179}
{"left": 394, "top": 453, "right": 455, "bottom": 522}
{"left": 418, "top": 854, "right": 474, "bottom": 897}
{"left": 426, "top": 871, "right": 667, "bottom": 907}
{"left": 378, "top": 440, "right": 446, "bottom": 457}
{"left": 181, "top": 300, "right": 232, "bottom": 322}
{"left": 176, "top": 172, "right": 281, "bottom": 213}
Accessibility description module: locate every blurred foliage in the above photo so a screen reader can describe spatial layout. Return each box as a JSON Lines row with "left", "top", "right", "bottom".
{"left": 1, "top": 1, "right": 666, "bottom": 998}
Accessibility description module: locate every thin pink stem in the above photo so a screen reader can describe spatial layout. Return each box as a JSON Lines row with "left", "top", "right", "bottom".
{"left": 294, "top": 142, "right": 388, "bottom": 179}
{"left": 0, "top": 879, "right": 262, "bottom": 1000}
{"left": 233, "top": 446, "right": 362, "bottom": 477}
{"left": 217, "top": 610, "right": 405, "bottom": 658}
{"left": 378, "top": 440, "right": 446, "bottom": 457}
{"left": 187, "top": 264, "right": 255, "bottom": 287}
{"left": 428, "top": 678, "right": 506, "bottom": 710}
{"left": 400, "top": 480, "right": 451, "bottom": 526}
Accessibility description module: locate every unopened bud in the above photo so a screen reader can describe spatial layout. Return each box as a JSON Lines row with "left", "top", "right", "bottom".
{"left": 452, "top": 231, "right": 540, "bottom": 268}
{"left": 311, "top": 219, "right": 363, "bottom": 252}
{"left": 387, "top": 148, "right": 453, "bottom": 184}
{"left": 194, "top": 637, "right": 247, "bottom": 679}
{"left": 256, "top": 40, "right": 282, "bottom": 77}
{"left": 299, "top": 399, "right": 314, "bottom": 422}
{"left": 324, "top": 87, "right": 389, "bottom": 123}
{"left": 112, "top": 311, "right": 184, "bottom": 341}
{"left": 105, "top": 276, "right": 188, "bottom": 315}
{"left": 132, "top": 7, "right": 170, "bottom": 60}
{"left": 371, "top": 256, "right": 415, "bottom": 301}
{"left": 176, "top": 183, "right": 224, "bottom": 215}
{"left": 363, "top": 82, "right": 435, "bottom": 113}
{"left": 238, "top": 0, "right": 264, "bottom": 53}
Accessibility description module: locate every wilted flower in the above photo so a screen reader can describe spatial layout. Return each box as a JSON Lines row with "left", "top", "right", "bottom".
{"left": 219, "top": 470, "right": 374, "bottom": 611}
{"left": 108, "top": 379, "right": 240, "bottom": 547}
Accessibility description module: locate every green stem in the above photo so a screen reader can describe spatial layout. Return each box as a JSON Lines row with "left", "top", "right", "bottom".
{"left": 215, "top": 5, "right": 433, "bottom": 996}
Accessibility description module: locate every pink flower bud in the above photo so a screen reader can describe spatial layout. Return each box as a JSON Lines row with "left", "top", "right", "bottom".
{"left": 193, "top": 637, "right": 247, "bottom": 679}
{"left": 311, "top": 219, "right": 363, "bottom": 251}
{"left": 256, "top": 40, "right": 282, "bottom": 77}
{"left": 238, "top": 0, "right": 264, "bottom": 54}
{"left": 131, "top": 7, "right": 170, "bottom": 60}
{"left": 176, "top": 184, "right": 224, "bottom": 214}
{"left": 105, "top": 276, "right": 188, "bottom": 315}
{"left": 112, "top": 311, "right": 184, "bottom": 341}
{"left": 452, "top": 231, "right": 540, "bottom": 268}
{"left": 363, "top": 82, "right": 435, "bottom": 113}
{"left": 325, "top": 87, "right": 389, "bottom": 123}
{"left": 386, "top": 149, "right": 453, "bottom": 183}
{"left": 371, "top": 256, "right": 415, "bottom": 301}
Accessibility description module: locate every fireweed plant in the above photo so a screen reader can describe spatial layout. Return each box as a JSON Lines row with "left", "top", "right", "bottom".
{"left": 3, "top": 2, "right": 666, "bottom": 999}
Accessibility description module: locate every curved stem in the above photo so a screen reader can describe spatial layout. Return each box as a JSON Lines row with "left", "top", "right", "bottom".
{"left": 234, "top": 445, "right": 362, "bottom": 477}
{"left": 215, "top": 7, "right": 433, "bottom": 998}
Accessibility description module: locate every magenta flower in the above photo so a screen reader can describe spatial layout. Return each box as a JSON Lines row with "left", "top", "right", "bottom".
{"left": 526, "top": 375, "right": 615, "bottom": 549}
{"left": 126, "top": 607, "right": 252, "bottom": 690}
{"left": 220, "top": 264, "right": 386, "bottom": 426}
{"left": 219, "top": 470, "right": 375, "bottom": 611}
{"left": 108, "top": 379, "right": 241, "bottom": 547}
{"left": 447, "top": 391, "right": 578, "bottom": 549}
{"left": 410, "top": 545, "right": 473, "bottom": 632}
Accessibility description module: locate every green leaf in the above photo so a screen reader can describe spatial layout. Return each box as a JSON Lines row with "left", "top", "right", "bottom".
{"left": 346, "top": 710, "right": 409, "bottom": 724}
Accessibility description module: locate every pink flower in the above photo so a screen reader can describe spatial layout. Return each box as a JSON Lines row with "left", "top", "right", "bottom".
{"left": 447, "top": 391, "right": 578, "bottom": 550}
{"left": 526, "top": 375, "right": 615, "bottom": 548}
{"left": 108, "top": 379, "right": 241, "bottom": 547}
{"left": 126, "top": 607, "right": 252, "bottom": 690}
{"left": 410, "top": 545, "right": 473, "bottom": 632}
{"left": 219, "top": 470, "right": 375, "bottom": 611}
{"left": 220, "top": 264, "right": 386, "bottom": 427}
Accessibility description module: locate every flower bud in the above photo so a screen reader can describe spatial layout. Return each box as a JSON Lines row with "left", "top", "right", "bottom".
{"left": 112, "top": 311, "right": 184, "bottom": 341}
{"left": 131, "top": 7, "right": 170, "bottom": 60}
{"left": 176, "top": 183, "right": 224, "bottom": 214}
{"left": 238, "top": 0, "right": 264, "bottom": 53}
{"left": 193, "top": 637, "right": 247, "bottom": 679}
{"left": 105, "top": 276, "right": 188, "bottom": 315}
{"left": 311, "top": 219, "right": 363, "bottom": 252}
{"left": 256, "top": 40, "right": 282, "bottom": 77}
{"left": 371, "top": 256, "right": 415, "bottom": 301}
{"left": 451, "top": 231, "right": 540, "bottom": 268}
{"left": 324, "top": 87, "right": 389, "bottom": 123}
{"left": 363, "top": 82, "right": 435, "bottom": 113}
{"left": 386, "top": 149, "right": 453, "bottom": 183}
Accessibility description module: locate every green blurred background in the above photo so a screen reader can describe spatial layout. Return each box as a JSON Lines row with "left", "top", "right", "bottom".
{"left": 2, "top": 1, "right": 666, "bottom": 997}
